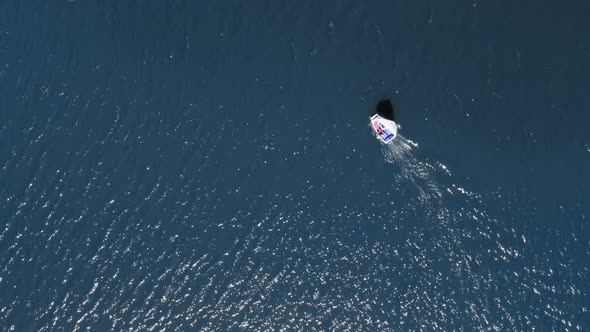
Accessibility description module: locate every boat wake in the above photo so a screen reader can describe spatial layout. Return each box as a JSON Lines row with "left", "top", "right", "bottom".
{"left": 368, "top": 134, "right": 577, "bottom": 330}
{"left": 380, "top": 135, "right": 449, "bottom": 214}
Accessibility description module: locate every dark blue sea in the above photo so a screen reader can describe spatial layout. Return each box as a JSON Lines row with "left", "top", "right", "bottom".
{"left": 1, "top": 1, "right": 589, "bottom": 330}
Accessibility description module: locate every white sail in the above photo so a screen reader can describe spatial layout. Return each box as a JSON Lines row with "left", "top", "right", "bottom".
{"left": 380, "top": 118, "right": 398, "bottom": 137}
{"left": 370, "top": 114, "right": 397, "bottom": 144}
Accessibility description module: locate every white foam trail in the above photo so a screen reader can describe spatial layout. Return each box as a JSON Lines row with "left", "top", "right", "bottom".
{"left": 381, "top": 135, "right": 444, "bottom": 209}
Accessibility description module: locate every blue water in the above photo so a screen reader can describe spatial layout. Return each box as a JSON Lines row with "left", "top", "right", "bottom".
{"left": 1, "top": 1, "right": 589, "bottom": 330}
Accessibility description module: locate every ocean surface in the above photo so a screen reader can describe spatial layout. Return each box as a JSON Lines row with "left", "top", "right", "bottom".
{"left": 1, "top": 1, "right": 589, "bottom": 331}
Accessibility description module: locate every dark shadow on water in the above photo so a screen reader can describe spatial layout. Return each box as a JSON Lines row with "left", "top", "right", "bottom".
{"left": 372, "top": 99, "right": 395, "bottom": 121}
